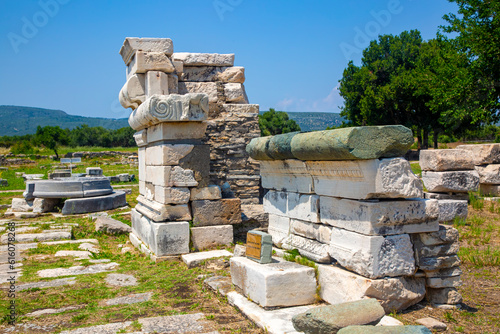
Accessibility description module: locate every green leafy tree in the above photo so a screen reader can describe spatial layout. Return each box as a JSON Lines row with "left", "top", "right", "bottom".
{"left": 258, "top": 108, "right": 301, "bottom": 136}
{"left": 34, "top": 125, "right": 68, "bottom": 158}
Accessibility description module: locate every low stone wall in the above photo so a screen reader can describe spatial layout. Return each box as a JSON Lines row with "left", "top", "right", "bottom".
{"left": 248, "top": 125, "right": 463, "bottom": 311}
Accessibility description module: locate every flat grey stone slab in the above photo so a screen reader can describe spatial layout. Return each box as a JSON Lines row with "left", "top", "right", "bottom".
{"left": 204, "top": 276, "right": 232, "bottom": 296}
{"left": 37, "top": 262, "right": 118, "bottom": 278}
{"left": 62, "top": 191, "right": 127, "bottom": 215}
{"left": 95, "top": 216, "right": 132, "bottom": 235}
{"left": 105, "top": 273, "right": 137, "bottom": 287}
{"left": 0, "top": 231, "right": 71, "bottom": 244}
{"left": 16, "top": 277, "right": 76, "bottom": 291}
{"left": 105, "top": 292, "right": 152, "bottom": 306}
{"left": 25, "top": 305, "right": 84, "bottom": 317}
{"left": 55, "top": 250, "right": 92, "bottom": 259}
{"left": 181, "top": 250, "right": 233, "bottom": 268}
{"left": 228, "top": 291, "right": 313, "bottom": 334}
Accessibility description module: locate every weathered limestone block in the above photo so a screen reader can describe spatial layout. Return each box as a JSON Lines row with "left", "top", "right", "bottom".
{"left": 308, "top": 158, "right": 423, "bottom": 200}
{"left": 417, "top": 225, "right": 459, "bottom": 246}
{"left": 424, "top": 266, "right": 462, "bottom": 278}
{"left": 11, "top": 198, "right": 33, "bottom": 212}
{"left": 119, "top": 74, "right": 146, "bottom": 110}
{"left": 61, "top": 191, "right": 127, "bottom": 215}
{"left": 424, "top": 192, "right": 469, "bottom": 201}
{"left": 95, "top": 217, "right": 132, "bottom": 235}
{"left": 175, "top": 145, "right": 210, "bottom": 187}
{"left": 426, "top": 276, "right": 462, "bottom": 288}
{"left": 317, "top": 264, "right": 426, "bottom": 312}
{"left": 178, "top": 82, "right": 218, "bottom": 102}
{"left": 320, "top": 197, "right": 439, "bottom": 236}
{"left": 224, "top": 83, "right": 249, "bottom": 103}
{"left": 267, "top": 214, "right": 290, "bottom": 247}
{"left": 475, "top": 164, "right": 500, "bottom": 184}
{"left": 222, "top": 103, "right": 259, "bottom": 114}
{"left": 129, "top": 94, "right": 208, "bottom": 130}
{"left": 292, "top": 299, "right": 385, "bottom": 334}
{"left": 154, "top": 186, "right": 190, "bottom": 204}
{"left": 456, "top": 143, "right": 500, "bottom": 165}
{"left": 180, "top": 66, "right": 245, "bottom": 83}
{"left": 127, "top": 51, "right": 175, "bottom": 79}
{"left": 422, "top": 170, "right": 479, "bottom": 193}
{"left": 437, "top": 200, "right": 468, "bottom": 223}
{"left": 329, "top": 228, "right": 415, "bottom": 278}
{"left": 419, "top": 149, "right": 474, "bottom": 171}
{"left": 260, "top": 160, "right": 314, "bottom": 194}
{"left": 131, "top": 209, "right": 190, "bottom": 256}
{"left": 414, "top": 242, "right": 459, "bottom": 258}
{"left": 190, "top": 225, "right": 233, "bottom": 250}
{"left": 417, "top": 255, "right": 461, "bottom": 271}
{"left": 120, "top": 38, "right": 174, "bottom": 65}
{"left": 168, "top": 73, "right": 179, "bottom": 93}
{"left": 145, "top": 144, "right": 194, "bottom": 166}
{"left": 191, "top": 198, "right": 241, "bottom": 226}
{"left": 136, "top": 195, "right": 191, "bottom": 222}
{"left": 290, "top": 219, "right": 332, "bottom": 244}
{"left": 479, "top": 183, "right": 500, "bottom": 196}
{"left": 190, "top": 185, "right": 222, "bottom": 201}
{"left": 426, "top": 287, "right": 462, "bottom": 305}
{"left": 32, "top": 198, "right": 59, "bottom": 213}
{"left": 147, "top": 122, "right": 207, "bottom": 142}
{"left": 172, "top": 52, "right": 235, "bottom": 67}
{"left": 263, "top": 190, "right": 319, "bottom": 222}
{"left": 247, "top": 125, "right": 413, "bottom": 161}
{"left": 170, "top": 166, "right": 199, "bottom": 187}
{"left": 146, "top": 166, "right": 198, "bottom": 187}
{"left": 145, "top": 71, "right": 169, "bottom": 96}
{"left": 282, "top": 234, "right": 331, "bottom": 263}
{"left": 230, "top": 256, "right": 317, "bottom": 307}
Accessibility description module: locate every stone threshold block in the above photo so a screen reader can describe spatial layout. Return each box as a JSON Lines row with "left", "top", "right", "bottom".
{"left": 476, "top": 164, "right": 500, "bottom": 184}
{"left": 308, "top": 158, "right": 423, "bottom": 200}
{"left": 247, "top": 125, "right": 413, "bottom": 161}
{"left": 230, "top": 256, "right": 317, "bottom": 308}
{"left": 329, "top": 227, "right": 415, "bottom": 279}
{"left": 260, "top": 160, "right": 314, "bottom": 194}
{"left": 268, "top": 214, "right": 291, "bottom": 247}
{"left": 281, "top": 234, "right": 331, "bottom": 263}
{"left": 456, "top": 143, "right": 500, "bottom": 165}
{"left": 191, "top": 198, "right": 241, "bottom": 227}
{"left": 320, "top": 197, "right": 439, "bottom": 236}
{"left": 146, "top": 121, "right": 208, "bottom": 143}
{"left": 179, "top": 66, "right": 245, "bottom": 83}
{"left": 317, "top": 264, "right": 426, "bottom": 312}
{"left": 263, "top": 190, "right": 319, "bottom": 223}
{"left": 135, "top": 195, "right": 191, "bottom": 222}
{"left": 181, "top": 249, "right": 233, "bottom": 268}
{"left": 419, "top": 149, "right": 475, "bottom": 171}
{"left": 422, "top": 170, "right": 479, "bottom": 193}
{"left": 61, "top": 191, "right": 126, "bottom": 215}
{"left": 479, "top": 183, "right": 500, "bottom": 196}
{"left": 120, "top": 38, "right": 174, "bottom": 65}
{"left": 437, "top": 200, "right": 468, "bottom": 223}
{"left": 126, "top": 51, "right": 175, "bottom": 79}
{"left": 172, "top": 52, "right": 235, "bottom": 67}
{"left": 131, "top": 209, "right": 189, "bottom": 256}
{"left": 190, "top": 225, "right": 233, "bottom": 250}
{"left": 128, "top": 94, "right": 208, "bottom": 131}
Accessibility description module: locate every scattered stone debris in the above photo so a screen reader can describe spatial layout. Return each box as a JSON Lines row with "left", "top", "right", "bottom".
{"left": 105, "top": 273, "right": 138, "bottom": 287}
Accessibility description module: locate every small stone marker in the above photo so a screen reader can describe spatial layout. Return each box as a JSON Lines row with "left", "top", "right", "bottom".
{"left": 245, "top": 230, "right": 272, "bottom": 264}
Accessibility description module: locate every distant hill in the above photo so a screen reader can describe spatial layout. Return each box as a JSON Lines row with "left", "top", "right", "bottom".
{"left": 258, "top": 111, "right": 344, "bottom": 132}
{"left": 0, "top": 106, "right": 129, "bottom": 136}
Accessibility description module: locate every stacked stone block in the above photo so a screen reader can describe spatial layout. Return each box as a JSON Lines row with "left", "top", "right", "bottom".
{"left": 247, "top": 125, "right": 463, "bottom": 311}
{"left": 457, "top": 144, "right": 500, "bottom": 196}
{"left": 119, "top": 38, "right": 243, "bottom": 258}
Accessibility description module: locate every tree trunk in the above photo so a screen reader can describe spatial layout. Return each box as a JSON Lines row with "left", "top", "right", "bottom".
{"left": 433, "top": 130, "right": 439, "bottom": 149}
{"left": 417, "top": 128, "right": 422, "bottom": 151}
{"left": 423, "top": 129, "right": 429, "bottom": 149}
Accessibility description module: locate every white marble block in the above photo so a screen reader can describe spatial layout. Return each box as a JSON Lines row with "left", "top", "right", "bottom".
{"left": 267, "top": 214, "right": 291, "bottom": 247}
{"left": 120, "top": 38, "right": 174, "bottom": 65}
{"left": 134, "top": 130, "right": 147, "bottom": 147}
{"left": 136, "top": 195, "right": 191, "bottom": 222}
{"left": 172, "top": 52, "right": 235, "bottom": 67}
{"left": 178, "top": 82, "right": 218, "bottom": 103}
{"left": 230, "top": 256, "right": 317, "bottom": 308}
{"left": 190, "top": 225, "right": 233, "bottom": 250}
{"left": 263, "top": 190, "right": 319, "bottom": 223}
{"left": 437, "top": 200, "right": 468, "bottom": 223}
{"left": 422, "top": 170, "right": 479, "bottom": 193}
{"left": 317, "top": 264, "right": 425, "bottom": 312}
{"left": 307, "top": 158, "right": 423, "bottom": 200}
{"left": 119, "top": 74, "right": 145, "bottom": 110}
{"left": 154, "top": 186, "right": 190, "bottom": 205}
{"left": 456, "top": 143, "right": 500, "bottom": 165}
{"left": 290, "top": 219, "right": 332, "bottom": 244}
{"left": 475, "top": 164, "right": 500, "bottom": 184}
{"left": 127, "top": 51, "right": 175, "bottom": 79}
{"left": 190, "top": 185, "right": 222, "bottom": 201}
{"left": 320, "top": 197, "right": 439, "bottom": 236}
{"left": 419, "top": 149, "right": 474, "bottom": 171}
{"left": 147, "top": 122, "right": 207, "bottom": 142}
{"left": 260, "top": 160, "right": 314, "bottom": 194}
{"left": 224, "top": 83, "right": 249, "bottom": 103}
{"left": 145, "top": 71, "right": 170, "bottom": 96}
{"left": 180, "top": 66, "right": 245, "bottom": 83}
{"left": 145, "top": 144, "right": 194, "bottom": 166}
{"left": 329, "top": 227, "right": 415, "bottom": 278}
{"left": 282, "top": 234, "right": 331, "bottom": 263}
{"left": 138, "top": 147, "right": 146, "bottom": 181}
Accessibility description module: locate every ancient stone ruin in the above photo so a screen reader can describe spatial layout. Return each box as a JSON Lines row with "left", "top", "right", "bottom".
{"left": 236, "top": 125, "right": 463, "bottom": 311}
{"left": 118, "top": 37, "right": 261, "bottom": 258}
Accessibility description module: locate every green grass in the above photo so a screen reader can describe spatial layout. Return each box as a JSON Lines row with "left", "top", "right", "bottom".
{"left": 410, "top": 162, "right": 422, "bottom": 176}
{"left": 458, "top": 246, "right": 500, "bottom": 267}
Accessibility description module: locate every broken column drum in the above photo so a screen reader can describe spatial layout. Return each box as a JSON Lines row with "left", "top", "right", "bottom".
{"left": 119, "top": 38, "right": 243, "bottom": 258}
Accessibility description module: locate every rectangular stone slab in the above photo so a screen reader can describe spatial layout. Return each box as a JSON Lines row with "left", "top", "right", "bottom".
{"left": 146, "top": 122, "right": 207, "bottom": 142}
{"left": 172, "top": 52, "right": 235, "bottom": 66}
{"left": 422, "top": 170, "right": 479, "bottom": 193}
{"left": 329, "top": 228, "right": 415, "bottom": 278}
{"left": 62, "top": 191, "right": 126, "bottom": 215}
{"left": 317, "top": 264, "right": 425, "bottom": 313}
{"left": 127, "top": 51, "right": 175, "bottom": 79}
{"left": 179, "top": 66, "right": 245, "bottom": 83}
{"left": 319, "top": 197, "right": 439, "bottom": 235}
{"left": 281, "top": 234, "right": 331, "bottom": 263}
{"left": 263, "top": 190, "right": 319, "bottom": 223}
{"left": 136, "top": 195, "right": 191, "bottom": 222}
{"left": 267, "top": 214, "right": 290, "bottom": 247}
{"left": 230, "top": 256, "right": 317, "bottom": 308}
{"left": 475, "top": 164, "right": 500, "bottom": 184}
{"left": 120, "top": 38, "right": 174, "bottom": 65}
{"left": 456, "top": 143, "right": 500, "bottom": 165}
{"left": 419, "top": 149, "right": 475, "bottom": 171}
{"left": 191, "top": 199, "right": 241, "bottom": 226}
{"left": 307, "top": 158, "right": 423, "bottom": 200}
{"left": 260, "top": 160, "right": 314, "bottom": 194}
{"left": 190, "top": 225, "right": 233, "bottom": 251}
{"left": 290, "top": 219, "right": 332, "bottom": 244}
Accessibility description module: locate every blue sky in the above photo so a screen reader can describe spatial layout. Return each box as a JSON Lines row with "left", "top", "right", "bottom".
{"left": 0, "top": 0, "right": 459, "bottom": 119}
